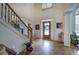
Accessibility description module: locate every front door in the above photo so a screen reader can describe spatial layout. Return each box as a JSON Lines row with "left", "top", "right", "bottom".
{"left": 43, "top": 21, "right": 51, "bottom": 39}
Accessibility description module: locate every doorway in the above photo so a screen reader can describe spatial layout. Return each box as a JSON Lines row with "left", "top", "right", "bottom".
{"left": 43, "top": 21, "right": 51, "bottom": 39}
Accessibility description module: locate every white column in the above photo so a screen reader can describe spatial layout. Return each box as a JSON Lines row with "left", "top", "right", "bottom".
{"left": 70, "top": 11, "right": 75, "bottom": 34}
{"left": 64, "top": 11, "right": 72, "bottom": 47}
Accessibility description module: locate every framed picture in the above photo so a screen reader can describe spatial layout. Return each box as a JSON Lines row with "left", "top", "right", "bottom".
{"left": 35, "top": 24, "right": 40, "bottom": 30}
{"left": 56, "top": 23, "right": 62, "bottom": 28}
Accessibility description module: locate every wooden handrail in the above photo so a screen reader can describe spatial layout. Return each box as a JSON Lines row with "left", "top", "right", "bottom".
{"left": 6, "top": 3, "right": 29, "bottom": 29}
{"left": 6, "top": 3, "right": 32, "bottom": 31}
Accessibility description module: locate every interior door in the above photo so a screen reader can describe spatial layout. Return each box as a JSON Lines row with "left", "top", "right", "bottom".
{"left": 43, "top": 21, "right": 51, "bottom": 39}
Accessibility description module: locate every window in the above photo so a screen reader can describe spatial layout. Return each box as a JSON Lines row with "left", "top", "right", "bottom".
{"left": 75, "top": 15, "right": 79, "bottom": 35}
{"left": 47, "top": 3, "right": 53, "bottom": 8}
{"left": 42, "top": 3, "right": 47, "bottom": 9}
{"left": 42, "top": 3, "right": 53, "bottom": 9}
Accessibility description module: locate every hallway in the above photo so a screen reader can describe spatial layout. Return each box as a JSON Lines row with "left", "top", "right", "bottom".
{"left": 20, "top": 39, "right": 79, "bottom": 55}
{"left": 0, "top": 3, "right": 79, "bottom": 55}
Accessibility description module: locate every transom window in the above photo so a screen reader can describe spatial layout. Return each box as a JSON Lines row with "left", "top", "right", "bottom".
{"left": 42, "top": 3, "right": 53, "bottom": 9}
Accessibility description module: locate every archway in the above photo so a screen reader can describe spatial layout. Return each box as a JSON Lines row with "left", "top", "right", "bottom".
{"left": 75, "top": 8, "right": 79, "bottom": 36}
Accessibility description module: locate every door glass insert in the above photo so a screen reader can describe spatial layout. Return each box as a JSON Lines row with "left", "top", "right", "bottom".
{"left": 44, "top": 22, "right": 49, "bottom": 35}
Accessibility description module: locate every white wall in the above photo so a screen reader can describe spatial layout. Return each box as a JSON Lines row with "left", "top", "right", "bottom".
{"left": 0, "top": 20, "right": 29, "bottom": 54}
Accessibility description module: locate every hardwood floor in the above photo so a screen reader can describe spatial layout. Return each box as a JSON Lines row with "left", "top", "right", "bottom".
{"left": 19, "top": 39, "right": 79, "bottom": 55}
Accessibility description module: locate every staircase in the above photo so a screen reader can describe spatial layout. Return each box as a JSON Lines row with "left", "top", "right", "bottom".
{"left": 0, "top": 3, "right": 32, "bottom": 54}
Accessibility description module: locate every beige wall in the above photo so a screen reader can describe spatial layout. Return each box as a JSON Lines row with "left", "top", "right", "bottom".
{"left": 32, "top": 4, "right": 42, "bottom": 38}
{"left": 42, "top": 4, "right": 64, "bottom": 41}
{"left": 9, "top": 3, "right": 34, "bottom": 24}
{"left": 33, "top": 3, "right": 66, "bottom": 41}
